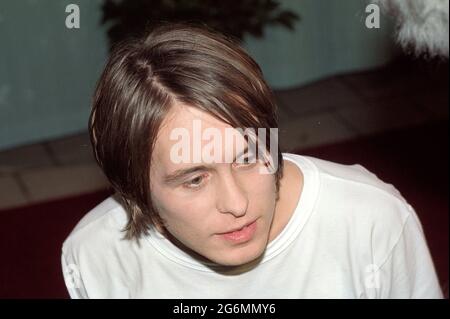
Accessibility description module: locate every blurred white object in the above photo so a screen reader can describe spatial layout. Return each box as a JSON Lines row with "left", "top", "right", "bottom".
{"left": 375, "top": 0, "right": 449, "bottom": 58}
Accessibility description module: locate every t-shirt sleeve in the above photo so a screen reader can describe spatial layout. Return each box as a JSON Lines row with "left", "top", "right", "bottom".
{"left": 375, "top": 205, "right": 443, "bottom": 299}
{"left": 61, "top": 251, "right": 88, "bottom": 299}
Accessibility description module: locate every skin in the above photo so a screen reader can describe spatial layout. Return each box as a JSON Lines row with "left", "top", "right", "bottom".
{"left": 149, "top": 101, "right": 303, "bottom": 267}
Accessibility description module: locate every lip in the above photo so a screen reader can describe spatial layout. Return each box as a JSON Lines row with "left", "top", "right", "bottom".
{"left": 218, "top": 219, "right": 258, "bottom": 244}
{"left": 219, "top": 219, "right": 257, "bottom": 234}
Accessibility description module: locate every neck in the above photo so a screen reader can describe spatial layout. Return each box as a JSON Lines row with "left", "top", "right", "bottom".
{"left": 268, "top": 159, "right": 304, "bottom": 243}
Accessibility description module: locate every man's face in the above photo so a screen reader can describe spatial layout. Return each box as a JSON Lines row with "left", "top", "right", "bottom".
{"left": 149, "top": 102, "right": 278, "bottom": 267}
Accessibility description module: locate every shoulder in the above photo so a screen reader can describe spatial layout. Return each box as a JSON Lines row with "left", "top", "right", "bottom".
{"left": 284, "top": 153, "right": 406, "bottom": 206}
{"left": 304, "top": 155, "right": 403, "bottom": 199}
{"left": 61, "top": 195, "right": 133, "bottom": 260}
{"left": 286, "top": 154, "right": 417, "bottom": 260}
{"left": 300, "top": 154, "right": 410, "bottom": 215}
{"left": 283, "top": 154, "right": 441, "bottom": 298}
{"left": 61, "top": 195, "right": 142, "bottom": 297}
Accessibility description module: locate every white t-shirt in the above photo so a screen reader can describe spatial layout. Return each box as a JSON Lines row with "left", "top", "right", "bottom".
{"left": 61, "top": 153, "right": 443, "bottom": 298}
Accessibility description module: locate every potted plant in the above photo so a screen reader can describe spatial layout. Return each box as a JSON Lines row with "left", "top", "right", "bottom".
{"left": 100, "top": 0, "right": 299, "bottom": 49}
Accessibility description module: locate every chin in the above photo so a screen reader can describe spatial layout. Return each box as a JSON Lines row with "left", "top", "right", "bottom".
{"left": 210, "top": 238, "right": 267, "bottom": 267}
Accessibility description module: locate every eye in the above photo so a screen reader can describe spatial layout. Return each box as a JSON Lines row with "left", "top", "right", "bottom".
{"left": 234, "top": 153, "right": 258, "bottom": 168}
{"left": 183, "top": 174, "right": 208, "bottom": 189}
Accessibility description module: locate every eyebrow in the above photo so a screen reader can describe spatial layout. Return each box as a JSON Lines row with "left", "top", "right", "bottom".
{"left": 163, "top": 146, "right": 249, "bottom": 185}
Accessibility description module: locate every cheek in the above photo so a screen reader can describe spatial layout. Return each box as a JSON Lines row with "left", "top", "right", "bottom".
{"left": 246, "top": 172, "right": 277, "bottom": 197}
{"left": 152, "top": 187, "right": 214, "bottom": 231}
{"left": 246, "top": 173, "right": 277, "bottom": 218}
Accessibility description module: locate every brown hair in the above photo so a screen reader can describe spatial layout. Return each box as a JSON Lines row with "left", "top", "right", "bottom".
{"left": 89, "top": 23, "right": 284, "bottom": 242}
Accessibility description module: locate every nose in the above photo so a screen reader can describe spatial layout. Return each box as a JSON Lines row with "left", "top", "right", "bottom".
{"left": 216, "top": 170, "right": 249, "bottom": 218}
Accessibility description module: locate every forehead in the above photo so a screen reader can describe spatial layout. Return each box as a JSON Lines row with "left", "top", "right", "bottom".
{"left": 151, "top": 101, "right": 247, "bottom": 170}
{"left": 161, "top": 102, "right": 231, "bottom": 134}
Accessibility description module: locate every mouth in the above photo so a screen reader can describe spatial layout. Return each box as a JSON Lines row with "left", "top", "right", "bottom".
{"left": 219, "top": 219, "right": 257, "bottom": 234}
{"left": 217, "top": 219, "right": 258, "bottom": 243}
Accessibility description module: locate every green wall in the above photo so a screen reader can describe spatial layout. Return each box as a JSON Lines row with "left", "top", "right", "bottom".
{"left": 0, "top": 0, "right": 396, "bottom": 150}
{"left": 0, "top": 0, "right": 108, "bottom": 150}
{"left": 245, "top": 0, "right": 396, "bottom": 89}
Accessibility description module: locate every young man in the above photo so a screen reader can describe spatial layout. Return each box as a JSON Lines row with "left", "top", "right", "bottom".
{"left": 61, "top": 24, "right": 443, "bottom": 298}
